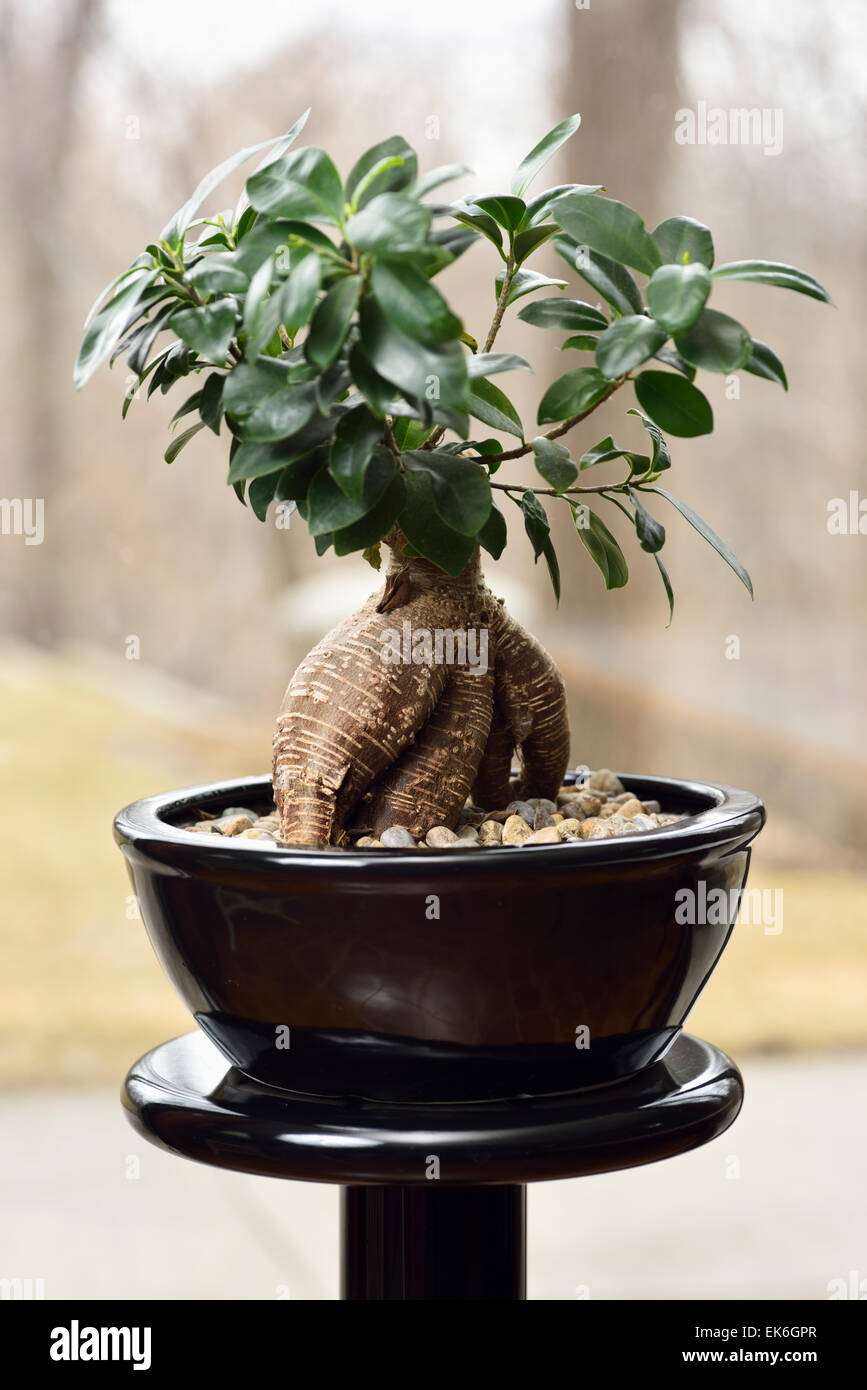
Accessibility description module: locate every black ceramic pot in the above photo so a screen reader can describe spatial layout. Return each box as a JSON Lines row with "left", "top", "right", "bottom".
{"left": 114, "top": 773, "right": 763, "bottom": 1103}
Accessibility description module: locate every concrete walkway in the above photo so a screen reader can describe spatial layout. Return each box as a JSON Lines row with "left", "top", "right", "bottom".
{"left": 1, "top": 1053, "right": 864, "bottom": 1301}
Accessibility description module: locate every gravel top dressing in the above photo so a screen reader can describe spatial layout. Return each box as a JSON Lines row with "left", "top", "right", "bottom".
{"left": 182, "top": 767, "right": 687, "bottom": 849}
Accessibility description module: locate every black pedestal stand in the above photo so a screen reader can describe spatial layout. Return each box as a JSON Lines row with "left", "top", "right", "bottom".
{"left": 123, "top": 1031, "right": 742, "bottom": 1301}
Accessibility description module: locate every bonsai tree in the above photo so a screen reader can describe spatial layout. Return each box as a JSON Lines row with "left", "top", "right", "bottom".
{"left": 76, "top": 111, "right": 830, "bottom": 847}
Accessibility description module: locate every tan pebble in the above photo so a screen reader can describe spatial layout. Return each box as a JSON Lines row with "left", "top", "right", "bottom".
{"left": 523, "top": 826, "right": 560, "bottom": 845}
{"left": 533, "top": 806, "right": 555, "bottom": 830}
{"left": 617, "top": 798, "right": 645, "bottom": 820}
{"left": 573, "top": 792, "right": 602, "bottom": 816}
{"left": 220, "top": 814, "right": 254, "bottom": 836}
{"left": 238, "top": 827, "right": 277, "bottom": 840}
{"left": 598, "top": 803, "right": 619, "bottom": 819}
{"left": 551, "top": 812, "right": 563, "bottom": 825}
{"left": 502, "top": 814, "right": 531, "bottom": 845}
{"left": 643, "top": 800, "right": 661, "bottom": 815}
{"left": 557, "top": 818, "right": 584, "bottom": 841}
{"left": 356, "top": 835, "right": 384, "bottom": 848}
{"left": 585, "top": 821, "right": 616, "bottom": 839}
{"left": 190, "top": 822, "right": 220, "bottom": 834}
{"left": 479, "top": 819, "right": 504, "bottom": 844}
{"left": 426, "top": 825, "right": 460, "bottom": 847}
{"left": 588, "top": 768, "right": 625, "bottom": 796}
{"left": 630, "top": 814, "right": 658, "bottom": 831}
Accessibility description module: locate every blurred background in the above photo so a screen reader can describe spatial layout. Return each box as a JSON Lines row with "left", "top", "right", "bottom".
{"left": 0, "top": 0, "right": 864, "bottom": 1300}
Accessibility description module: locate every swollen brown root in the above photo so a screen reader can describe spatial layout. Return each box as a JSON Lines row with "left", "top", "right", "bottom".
{"left": 272, "top": 541, "right": 570, "bottom": 846}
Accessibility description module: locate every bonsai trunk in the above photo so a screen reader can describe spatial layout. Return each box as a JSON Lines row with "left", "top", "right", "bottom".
{"left": 273, "top": 535, "right": 570, "bottom": 846}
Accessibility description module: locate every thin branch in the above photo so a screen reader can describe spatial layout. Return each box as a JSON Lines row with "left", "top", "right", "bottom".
{"left": 483, "top": 378, "right": 626, "bottom": 464}
{"left": 483, "top": 252, "right": 516, "bottom": 354}
{"left": 491, "top": 479, "right": 630, "bottom": 498}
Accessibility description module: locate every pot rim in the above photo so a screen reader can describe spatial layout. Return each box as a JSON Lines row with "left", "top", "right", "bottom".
{"left": 114, "top": 772, "right": 765, "bottom": 873}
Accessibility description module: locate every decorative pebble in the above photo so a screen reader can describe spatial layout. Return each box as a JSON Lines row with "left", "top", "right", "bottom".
{"left": 426, "top": 825, "right": 460, "bottom": 847}
{"left": 381, "top": 826, "right": 417, "bottom": 848}
{"left": 502, "top": 814, "right": 532, "bottom": 845}
{"left": 182, "top": 771, "right": 687, "bottom": 851}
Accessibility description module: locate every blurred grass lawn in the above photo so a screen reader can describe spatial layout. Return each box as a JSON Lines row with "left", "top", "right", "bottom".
{"left": 1, "top": 647, "right": 866, "bottom": 1084}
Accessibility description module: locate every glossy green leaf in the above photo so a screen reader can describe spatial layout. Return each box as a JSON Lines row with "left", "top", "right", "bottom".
{"left": 345, "top": 192, "right": 431, "bottom": 258}
{"left": 562, "top": 334, "right": 599, "bottom": 352}
{"left": 329, "top": 404, "right": 384, "bottom": 499}
{"left": 653, "top": 552, "right": 675, "bottom": 625}
{"left": 532, "top": 436, "right": 578, "bottom": 491}
{"left": 651, "top": 486, "right": 753, "bottom": 597}
{"left": 372, "top": 260, "right": 461, "bottom": 342}
{"left": 398, "top": 471, "right": 476, "bottom": 575}
{"left": 161, "top": 115, "right": 309, "bottom": 245}
{"left": 345, "top": 136, "right": 417, "bottom": 209}
{"left": 520, "top": 489, "right": 549, "bottom": 557}
{"left": 595, "top": 315, "right": 667, "bottom": 379}
{"left": 633, "top": 371, "right": 713, "bottom": 437}
{"left": 448, "top": 205, "right": 504, "bottom": 256}
{"left": 403, "top": 450, "right": 491, "bottom": 534}
{"left": 652, "top": 216, "right": 714, "bottom": 269}
{"left": 628, "top": 487, "right": 665, "bottom": 552}
{"left": 332, "top": 473, "right": 406, "bottom": 555}
{"left": 477, "top": 500, "right": 507, "bottom": 559}
{"left": 244, "top": 381, "right": 320, "bottom": 442}
{"left": 511, "top": 114, "right": 582, "bottom": 197}
{"left": 675, "top": 308, "right": 752, "bottom": 373}
{"left": 471, "top": 195, "right": 527, "bottom": 232}
{"left": 248, "top": 470, "right": 282, "bottom": 521}
{"left": 246, "top": 146, "right": 345, "bottom": 224}
{"left": 466, "top": 352, "right": 531, "bottom": 378}
{"left": 646, "top": 262, "right": 712, "bottom": 335}
{"left": 711, "top": 260, "right": 832, "bottom": 304}
{"left": 625, "top": 408, "right": 671, "bottom": 471}
{"left": 221, "top": 358, "right": 288, "bottom": 416}
{"left": 306, "top": 274, "right": 361, "bottom": 369}
{"left": 524, "top": 184, "right": 603, "bottom": 226}
{"left": 276, "top": 251, "right": 322, "bottom": 333}
{"left": 517, "top": 297, "right": 607, "bottom": 332}
{"left": 307, "top": 445, "right": 396, "bottom": 534}
{"left": 74, "top": 272, "right": 158, "bottom": 388}
{"left": 574, "top": 506, "right": 629, "bottom": 588}
{"left": 553, "top": 237, "right": 643, "bottom": 316}
{"left": 186, "top": 253, "right": 249, "bottom": 295}
{"left": 359, "top": 299, "right": 469, "bottom": 411}
{"left": 468, "top": 377, "right": 524, "bottom": 438}
{"left": 171, "top": 303, "right": 236, "bottom": 363}
{"left": 537, "top": 366, "right": 610, "bottom": 424}
{"left": 742, "top": 338, "right": 788, "bottom": 390}
{"left": 199, "top": 372, "right": 225, "bottom": 434}
{"left": 494, "top": 268, "right": 568, "bottom": 305}
{"left": 553, "top": 193, "right": 661, "bottom": 276}
{"left": 653, "top": 345, "right": 696, "bottom": 380}
{"left": 164, "top": 420, "right": 206, "bottom": 463}
{"left": 512, "top": 223, "right": 559, "bottom": 265}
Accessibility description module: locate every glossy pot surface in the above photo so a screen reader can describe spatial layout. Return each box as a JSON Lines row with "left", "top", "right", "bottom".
{"left": 115, "top": 773, "right": 764, "bottom": 1101}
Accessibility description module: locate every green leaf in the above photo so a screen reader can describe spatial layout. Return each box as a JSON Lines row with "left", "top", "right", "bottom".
{"left": 164, "top": 420, "right": 206, "bottom": 463}
{"left": 625, "top": 408, "right": 671, "bottom": 471}
{"left": 74, "top": 271, "right": 158, "bottom": 388}
{"left": 83, "top": 256, "right": 152, "bottom": 331}
{"left": 562, "top": 334, "right": 599, "bottom": 352}
{"left": 345, "top": 192, "right": 431, "bottom": 258}
{"left": 221, "top": 358, "right": 288, "bottom": 417}
{"left": 595, "top": 315, "right": 667, "bottom": 379}
{"left": 411, "top": 164, "right": 472, "bottom": 198}
{"left": 525, "top": 184, "right": 603, "bottom": 226}
{"left": 276, "top": 251, "right": 322, "bottom": 333}
{"left": 240, "top": 255, "right": 274, "bottom": 355}
{"left": 628, "top": 487, "right": 665, "bottom": 552}
{"left": 646, "top": 262, "right": 712, "bottom": 335}
{"left": 652, "top": 216, "right": 714, "bottom": 269}
{"left": 653, "top": 552, "right": 674, "bottom": 625}
{"left": 466, "top": 352, "right": 531, "bottom": 378}
{"left": 742, "top": 338, "right": 788, "bottom": 390}
{"left": 345, "top": 136, "right": 417, "bottom": 209}
{"left": 228, "top": 411, "right": 339, "bottom": 484}
{"left": 633, "top": 371, "right": 713, "bottom": 437}
{"left": 125, "top": 301, "right": 178, "bottom": 375}
{"left": 306, "top": 274, "right": 361, "bottom": 369}
{"left": 161, "top": 115, "right": 309, "bottom": 245}
{"left": 307, "top": 445, "right": 396, "bottom": 534}
{"left": 477, "top": 500, "right": 507, "bottom": 559}
{"left": 651, "top": 486, "right": 753, "bottom": 597}
{"left": 513, "top": 224, "right": 558, "bottom": 266}
{"left": 517, "top": 297, "right": 607, "bottom": 332}
{"left": 553, "top": 193, "right": 661, "bottom": 276}
{"left": 511, "top": 114, "right": 582, "bottom": 197}
{"left": 275, "top": 449, "right": 327, "bottom": 501}
{"left": 199, "top": 372, "right": 225, "bottom": 434}
{"left": 675, "top": 308, "right": 752, "bottom": 373}
{"left": 468, "top": 377, "right": 524, "bottom": 439}
{"left": 520, "top": 489, "right": 550, "bottom": 557}
{"left": 494, "top": 268, "right": 567, "bottom": 305}
{"left": 448, "top": 205, "right": 504, "bottom": 257}
{"left": 348, "top": 342, "right": 394, "bottom": 417}
{"left": 711, "top": 259, "right": 833, "bottom": 304}
{"left": 186, "top": 253, "right": 250, "bottom": 295}
{"left": 471, "top": 195, "right": 527, "bottom": 232}
{"left": 329, "top": 404, "right": 384, "bottom": 499}
{"left": 244, "top": 381, "right": 320, "bottom": 442}
{"left": 403, "top": 450, "right": 491, "bottom": 534}
{"left": 391, "top": 417, "right": 433, "bottom": 450}
{"left": 169, "top": 388, "right": 203, "bottom": 426}
{"left": 532, "top": 436, "right": 578, "bottom": 491}
{"left": 541, "top": 535, "right": 561, "bottom": 603}
{"left": 332, "top": 473, "right": 406, "bottom": 555}
{"left": 653, "top": 345, "right": 696, "bottom": 381}
{"left": 537, "top": 367, "right": 610, "bottom": 424}
{"left": 171, "top": 303, "right": 236, "bottom": 363}
{"left": 573, "top": 506, "right": 629, "bottom": 589}
{"left": 553, "top": 238, "right": 643, "bottom": 316}
{"left": 579, "top": 435, "right": 629, "bottom": 470}
{"left": 246, "top": 146, "right": 345, "bottom": 224}
{"left": 248, "top": 471, "right": 282, "bottom": 521}
{"left": 359, "top": 299, "right": 469, "bottom": 411}
{"left": 398, "top": 471, "right": 476, "bottom": 576}
{"left": 371, "top": 261, "right": 462, "bottom": 342}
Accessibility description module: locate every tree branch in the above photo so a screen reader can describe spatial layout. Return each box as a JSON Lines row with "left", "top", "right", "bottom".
{"left": 483, "top": 377, "right": 626, "bottom": 464}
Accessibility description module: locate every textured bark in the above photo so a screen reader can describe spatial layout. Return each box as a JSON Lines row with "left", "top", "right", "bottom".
{"left": 273, "top": 539, "right": 570, "bottom": 846}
